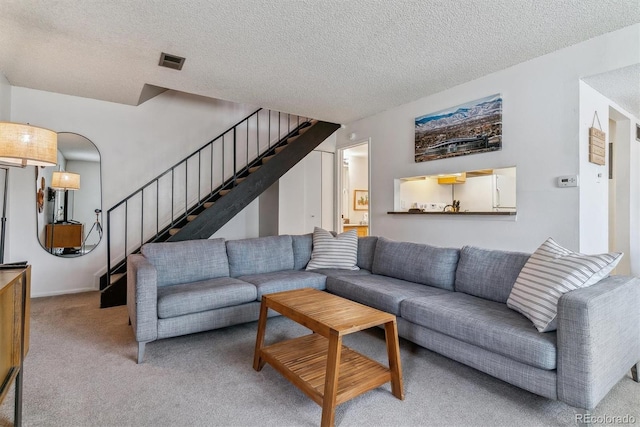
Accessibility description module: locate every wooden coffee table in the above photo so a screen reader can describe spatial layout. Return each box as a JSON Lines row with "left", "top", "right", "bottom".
{"left": 253, "top": 288, "right": 404, "bottom": 427}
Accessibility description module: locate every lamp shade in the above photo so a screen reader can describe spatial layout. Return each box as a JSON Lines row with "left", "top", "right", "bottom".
{"left": 0, "top": 122, "right": 58, "bottom": 167}
{"left": 51, "top": 171, "right": 80, "bottom": 190}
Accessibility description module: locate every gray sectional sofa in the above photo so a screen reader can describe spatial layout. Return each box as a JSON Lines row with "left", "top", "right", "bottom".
{"left": 127, "top": 233, "right": 640, "bottom": 412}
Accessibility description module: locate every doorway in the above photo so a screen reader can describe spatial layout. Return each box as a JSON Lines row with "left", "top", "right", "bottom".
{"left": 338, "top": 141, "right": 370, "bottom": 236}
{"left": 608, "top": 107, "right": 631, "bottom": 275}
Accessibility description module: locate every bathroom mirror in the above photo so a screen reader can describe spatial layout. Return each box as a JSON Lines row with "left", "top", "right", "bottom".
{"left": 35, "top": 132, "right": 102, "bottom": 257}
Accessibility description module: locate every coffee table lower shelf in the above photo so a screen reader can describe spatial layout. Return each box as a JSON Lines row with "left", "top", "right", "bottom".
{"left": 260, "top": 333, "right": 392, "bottom": 407}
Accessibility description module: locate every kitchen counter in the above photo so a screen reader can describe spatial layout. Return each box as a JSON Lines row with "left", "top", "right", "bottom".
{"left": 387, "top": 211, "right": 516, "bottom": 216}
{"left": 342, "top": 224, "right": 369, "bottom": 236}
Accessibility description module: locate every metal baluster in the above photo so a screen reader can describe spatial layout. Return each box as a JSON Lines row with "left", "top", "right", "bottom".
{"left": 268, "top": 110, "right": 271, "bottom": 150}
{"left": 185, "top": 161, "right": 188, "bottom": 218}
{"left": 107, "top": 210, "right": 112, "bottom": 284}
{"left": 171, "top": 168, "right": 175, "bottom": 226}
{"left": 124, "top": 200, "right": 128, "bottom": 260}
{"left": 246, "top": 120, "right": 249, "bottom": 174}
{"left": 256, "top": 112, "right": 260, "bottom": 160}
{"left": 233, "top": 128, "right": 237, "bottom": 182}
{"left": 209, "top": 139, "right": 218, "bottom": 197}
{"left": 141, "top": 189, "right": 144, "bottom": 248}
{"left": 222, "top": 134, "right": 225, "bottom": 189}
{"left": 156, "top": 180, "right": 159, "bottom": 238}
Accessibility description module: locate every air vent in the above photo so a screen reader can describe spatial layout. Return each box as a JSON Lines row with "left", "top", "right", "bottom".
{"left": 159, "top": 52, "right": 186, "bottom": 70}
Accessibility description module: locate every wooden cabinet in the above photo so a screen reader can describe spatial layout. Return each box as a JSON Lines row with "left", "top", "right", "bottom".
{"left": 45, "top": 223, "right": 83, "bottom": 248}
{"left": 0, "top": 266, "right": 30, "bottom": 426}
{"left": 437, "top": 172, "right": 466, "bottom": 184}
{"left": 343, "top": 224, "right": 368, "bottom": 237}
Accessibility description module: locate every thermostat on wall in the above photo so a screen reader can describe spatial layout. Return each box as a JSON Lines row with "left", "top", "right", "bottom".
{"left": 557, "top": 175, "right": 579, "bottom": 188}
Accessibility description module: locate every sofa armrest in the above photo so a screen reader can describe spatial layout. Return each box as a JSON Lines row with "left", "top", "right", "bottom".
{"left": 557, "top": 275, "right": 640, "bottom": 409}
{"left": 127, "top": 254, "right": 158, "bottom": 343}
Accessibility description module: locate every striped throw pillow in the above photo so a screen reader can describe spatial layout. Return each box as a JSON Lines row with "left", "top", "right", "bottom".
{"left": 507, "top": 238, "right": 622, "bottom": 332}
{"left": 306, "top": 227, "right": 360, "bottom": 271}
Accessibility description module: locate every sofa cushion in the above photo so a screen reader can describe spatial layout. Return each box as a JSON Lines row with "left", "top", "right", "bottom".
{"left": 292, "top": 234, "right": 313, "bottom": 270}
{"left": 157, "top": 277, "right": 257, "bottom": 319}
{"left": 507, "top": 237, "right": 622, "bottom": 332}
{"left": 239, "top": 270, "right": 326, "bottom": 300}
{"left": 372, "top": 237, "right": 459, "bottom": 291}
{"left": 357, "top": 236, "right": 378, "bottom": 271}
{"left": 401, "top": 292, "right": 557, "bottom": 370}
{"left": 141, "top": 238, "right": 229, "bottom": 287}
{"left": 226, "top": 235, "right": 294, "bottom": 277}
{"left": 327, "top": 274, "right": 450, "bottom": 315}
{"left": 310, "top": 268, "right": 372, "bottom": 279}
{"left": 306, "top": 227, "right": 359, "bottom": 270}
{"left": 455, "top": 246, "right": 530, "bottom": 303}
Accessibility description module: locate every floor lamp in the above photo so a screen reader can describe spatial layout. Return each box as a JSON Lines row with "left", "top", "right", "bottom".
{"left": 49, "top": 171, "right": 80, "bottom": 254}
{"left": 0, "top": 122, "right": 58, "bottom": 261}
{"left": 0, "top": 121, "right": 57, "bottom": 427}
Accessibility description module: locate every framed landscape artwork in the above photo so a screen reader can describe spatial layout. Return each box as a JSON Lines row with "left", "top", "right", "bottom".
{"left": 414, "top": 94, "right": 503, "bottom": 162}
{"left": 353, "top": 190, "right": 368, "bottom": 211}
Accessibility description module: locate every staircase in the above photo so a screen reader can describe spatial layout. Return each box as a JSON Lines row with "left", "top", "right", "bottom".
{"left": 100, "top": 108, "right": 340, "bottom": 308}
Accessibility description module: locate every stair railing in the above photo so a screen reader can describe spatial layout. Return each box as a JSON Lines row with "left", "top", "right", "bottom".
{"left": 106, "top": 108, "right": 309, "bottom": 286}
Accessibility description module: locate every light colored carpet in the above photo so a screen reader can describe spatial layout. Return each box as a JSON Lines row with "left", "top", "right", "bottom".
{"left": 1, "top": 291, "right": 638, "bottom": 427}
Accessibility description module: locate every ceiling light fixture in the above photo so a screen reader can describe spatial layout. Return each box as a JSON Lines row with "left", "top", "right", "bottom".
{"left": 0, "top": 122, "right": 57, "bottom": 167}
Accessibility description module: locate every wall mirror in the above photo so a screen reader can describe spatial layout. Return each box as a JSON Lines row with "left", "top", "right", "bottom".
{"left": 35, "top": 132, "right": 102, "bottom": 257}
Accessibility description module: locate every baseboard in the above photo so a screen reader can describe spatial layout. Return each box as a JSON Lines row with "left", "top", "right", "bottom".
{"left": 32, "top": 286, "right": 98, "bottom": 298}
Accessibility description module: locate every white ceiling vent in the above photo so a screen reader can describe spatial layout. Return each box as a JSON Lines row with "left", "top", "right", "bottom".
{"left": 159, "top": 52, "right": 185, "bottom": 70}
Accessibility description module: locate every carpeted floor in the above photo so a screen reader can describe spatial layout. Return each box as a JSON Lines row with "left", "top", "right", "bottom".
{"left": 1, "top": 291, "right": 638, "bottom": 427}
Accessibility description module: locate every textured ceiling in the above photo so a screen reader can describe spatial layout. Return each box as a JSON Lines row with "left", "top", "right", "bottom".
{"left": 1, "top": 0, "right": 639, "bottom": 123}
{"left": 584, "top": 64, "right": 640, "bottom": 118}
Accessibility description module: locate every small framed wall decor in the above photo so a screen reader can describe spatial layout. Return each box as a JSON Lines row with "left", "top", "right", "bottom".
{"left": 353, "top": 190, "right": 368, "bottom": 211}
{"left": 588, "top": 111, "right": 606, "bottom": 166}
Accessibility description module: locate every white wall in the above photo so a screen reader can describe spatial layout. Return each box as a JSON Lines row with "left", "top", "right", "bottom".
{"left": 8, "top": 87, "right": 259, "bottom": 296}
{"left": 66, "top": 159, "right": 101, "bottom": 246}
{"left": 578, "top": 82, "right": 613, "bottom": 254}
{"left": 337, "top": 24, "right": 640, "bottom": 254}
{"left": 0, "top": 73, "right": 10, "bottom": 121}
{"left": 578, "top": 81, "right": 640, "bottom": 275}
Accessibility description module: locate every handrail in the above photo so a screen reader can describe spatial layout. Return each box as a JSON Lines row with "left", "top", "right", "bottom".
{"left": 105, "top": 108, "right": 311, "bottom": 288}
{"left": 109, "top": 108, "right": 262, "bottom": 211}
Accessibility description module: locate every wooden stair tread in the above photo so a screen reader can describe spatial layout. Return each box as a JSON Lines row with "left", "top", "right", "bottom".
{"left": 220, "top": 189, "right": 231, "bottom": 196}
{"left": 169, "top": 228, "right": 180, "bottom": 236}
{"left": 262, "top": 155, "right": 275, "bottom": 164}
{"left": 110, "top": 273, "right": 125, "bottom": 285}
{"left": 236, "top": 177, "right": 247, "bottom": 184}
{"left": 187, "top": 215, "right": 198, "bottom": 221}
{"left": 275, "top": 146, "right": 287, "bottom": 153}
{"left": 286, "top": 135, "right": 300, "bottom": 144}
{"left": 204, "top": 202, "right": 214, "bottom": 208}
{"left": 249, "top": 166, "right": 261, "bottom": 173}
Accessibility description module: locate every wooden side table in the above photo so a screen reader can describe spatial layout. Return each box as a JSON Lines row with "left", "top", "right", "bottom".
{"left": 0, "top": 266, "right": 31, "bottom": 427}
{"left": 253, "top": 288, "right": 403, "bottom": 427}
